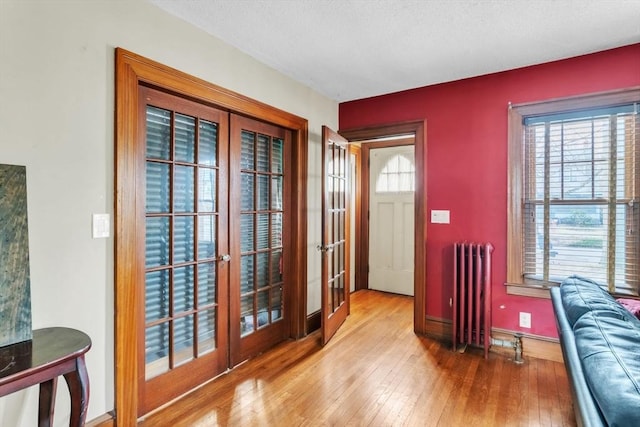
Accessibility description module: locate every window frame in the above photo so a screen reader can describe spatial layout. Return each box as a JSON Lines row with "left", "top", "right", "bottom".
{"left": 506, "top": 87, "right": 640, "bottom": 298}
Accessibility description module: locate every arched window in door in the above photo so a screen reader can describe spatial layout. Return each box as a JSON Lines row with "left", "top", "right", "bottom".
{"left": 375, "top": 154, "right": 415, "bottom": 193}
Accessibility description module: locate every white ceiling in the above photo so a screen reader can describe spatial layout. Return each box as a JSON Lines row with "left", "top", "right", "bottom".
{"left": 148, "top": 0, "right": 640, "bottom": 102}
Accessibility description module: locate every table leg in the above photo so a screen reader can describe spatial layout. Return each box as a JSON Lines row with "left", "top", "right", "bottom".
{"left": 63, "top": 355, "right": 90, "bottom": 427}
{"left": 38, "top": 377, "right": 57, "bottom": 427}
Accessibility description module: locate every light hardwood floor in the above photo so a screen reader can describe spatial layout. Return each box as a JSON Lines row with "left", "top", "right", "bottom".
{"left": 140, "top": 290, "right": 576, "bottom": 426}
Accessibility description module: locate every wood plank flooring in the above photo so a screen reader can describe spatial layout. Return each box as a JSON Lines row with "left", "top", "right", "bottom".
{"left": 140, "top": 290, "right": 576, "bottom": 426}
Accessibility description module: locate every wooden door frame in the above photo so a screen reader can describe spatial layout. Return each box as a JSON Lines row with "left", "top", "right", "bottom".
{"left": 115, "top": 48, "right": 308, "bottom": 425}
{"left": 348, "top": 144, "right": 362, "bottom": 294}
{"left": 340, "top": 121, "right": 427, "bottom": 335}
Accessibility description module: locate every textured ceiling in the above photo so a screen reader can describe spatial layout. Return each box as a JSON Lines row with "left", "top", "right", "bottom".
{"left": 148, "top": 0, "right": 640, "bottom": 102}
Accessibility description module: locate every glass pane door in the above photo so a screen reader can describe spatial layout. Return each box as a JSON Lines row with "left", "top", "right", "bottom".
{"left": 139, "top": 87, "right": 229, "bottom": 415}
{"left": 321, "top": 126, "right": 350, "bottom": 345}
{"left": 230, "top": 115, "right": 290, "bottom": 366}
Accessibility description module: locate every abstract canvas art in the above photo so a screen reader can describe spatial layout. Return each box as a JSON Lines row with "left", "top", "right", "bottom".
{"left": 0, "top": 164, "right": 32, "bottom": 347}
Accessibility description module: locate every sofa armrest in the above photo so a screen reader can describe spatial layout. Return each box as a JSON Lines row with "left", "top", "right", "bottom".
{"left": 550, "top": 287, "right": 606, "bottom": 427}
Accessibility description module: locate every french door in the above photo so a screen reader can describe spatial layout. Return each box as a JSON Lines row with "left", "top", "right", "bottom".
{"left": 139, "top": 87, "right": 290, "bottom": 414}
{"left": 229, "top": 115, "right": 291, "bottom": 366}
{"left": 320, "top": 126, "right": 350, "bottom": 345}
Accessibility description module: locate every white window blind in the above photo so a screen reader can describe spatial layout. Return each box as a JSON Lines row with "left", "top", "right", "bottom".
{"left": 522, "top": 103, "right": 640, "bottom": 295}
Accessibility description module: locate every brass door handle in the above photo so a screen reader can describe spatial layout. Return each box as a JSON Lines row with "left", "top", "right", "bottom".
{"left": 316, "top": 244, "right": 334, "bottom": 253}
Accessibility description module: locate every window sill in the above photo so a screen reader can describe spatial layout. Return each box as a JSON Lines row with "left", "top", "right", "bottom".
{"left": 505, "top": 282, "right": 556, "bottom": 299}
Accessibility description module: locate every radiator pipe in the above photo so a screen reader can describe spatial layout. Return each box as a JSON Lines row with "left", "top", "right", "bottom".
{"left": 514, "top": 333, "right": 524, "bottom": 364}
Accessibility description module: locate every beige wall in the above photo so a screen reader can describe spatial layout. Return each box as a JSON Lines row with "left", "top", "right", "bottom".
{"left": 0, "top": 0, "right": 336, "bottom": 424}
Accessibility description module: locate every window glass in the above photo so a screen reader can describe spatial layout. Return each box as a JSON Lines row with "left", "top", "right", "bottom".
{"left": 513, "top": 98, "right": 639, "bottom": 295}
{"left": 375, "top": 154, "right": 415, "bottom": 193}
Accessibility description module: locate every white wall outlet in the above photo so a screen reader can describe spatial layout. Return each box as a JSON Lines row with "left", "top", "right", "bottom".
{"left": 519, "top": 312, "right": 531, "bottom": 328}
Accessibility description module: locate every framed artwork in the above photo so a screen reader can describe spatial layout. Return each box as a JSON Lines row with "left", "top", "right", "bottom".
{"left": 0, "top": 164, "right": 32, "bottom": 347}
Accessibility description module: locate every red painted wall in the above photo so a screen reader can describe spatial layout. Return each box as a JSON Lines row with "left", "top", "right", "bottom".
{"left": 339, "top": 44, "right": 640, "bottom": 338}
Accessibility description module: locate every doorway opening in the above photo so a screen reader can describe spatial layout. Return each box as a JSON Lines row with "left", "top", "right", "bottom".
{"left": 341, "top": 121, "right": 426, "bottom": 335}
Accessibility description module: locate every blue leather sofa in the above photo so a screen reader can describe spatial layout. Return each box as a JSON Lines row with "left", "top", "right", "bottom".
{"left": 551, "top": 275, "right": 640, "bottom": 427}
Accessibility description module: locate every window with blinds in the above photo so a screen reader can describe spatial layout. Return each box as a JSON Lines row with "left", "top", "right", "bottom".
{"left": 521, "top": 102, "right": 639, "bottom": 295}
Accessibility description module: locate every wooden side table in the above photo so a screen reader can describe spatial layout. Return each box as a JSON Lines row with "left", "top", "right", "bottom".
{"left": 0, "top": 327, "right": 91, "bottom": 427}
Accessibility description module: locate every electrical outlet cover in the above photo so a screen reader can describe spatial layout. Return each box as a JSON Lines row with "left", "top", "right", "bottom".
{"left": 519, "top": 312, "right": 531, "bottom": 328}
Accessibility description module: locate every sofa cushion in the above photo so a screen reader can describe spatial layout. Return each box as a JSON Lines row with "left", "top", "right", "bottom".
{"left": 574, "top": 311, "right": 640, "bottom": 426}
{"left": 560, "top": 275, "right": 630, "bottom": 326}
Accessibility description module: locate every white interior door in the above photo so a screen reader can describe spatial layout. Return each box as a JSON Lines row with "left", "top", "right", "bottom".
{"left": 368, "top": 145, "right": 415, "bottom": 296}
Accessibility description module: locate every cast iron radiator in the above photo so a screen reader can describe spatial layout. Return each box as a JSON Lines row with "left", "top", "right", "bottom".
{"left": 452, "top": 242, "right": 494, "bottom": 359}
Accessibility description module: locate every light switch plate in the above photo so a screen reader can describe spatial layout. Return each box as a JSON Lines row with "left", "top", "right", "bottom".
{"left": 431, "top": 210, "right": 450, "bottom": 224}
{"left": 92, "top": 213, "right": 110, "bottom": 238}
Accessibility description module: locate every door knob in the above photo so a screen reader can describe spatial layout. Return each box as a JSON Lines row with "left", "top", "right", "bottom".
{"left": 316, "top": 244, "right": 334, "bottom": 253}
{"left": 218, "top": 254, "right": 231, "bottom": 262}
